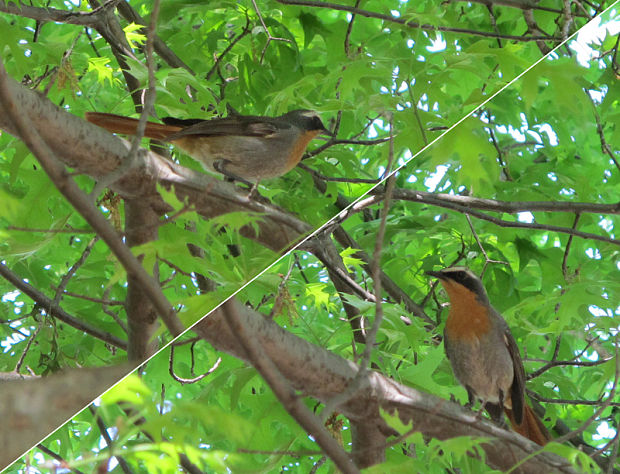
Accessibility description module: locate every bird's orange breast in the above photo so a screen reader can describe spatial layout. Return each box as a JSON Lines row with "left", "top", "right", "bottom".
{"left": 286, "top": 130, "right": 321, "bottom": 170}
{"left": 443, "top": 282, "right": 491, "bottom": 341}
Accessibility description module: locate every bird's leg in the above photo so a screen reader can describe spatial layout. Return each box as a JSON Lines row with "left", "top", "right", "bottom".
{"left": 464, "top": 387, "right": 476, "bottom": 410}
{"left": 464, "top": 387, "right": 486, "bottom": 420}
{"left": 213, "top": 160, "right": 254, "bottom": 188}
{"left": 212, "top": 160, "right": 264, "bottom": 199}
{"left": 483, "top": 391, "right": 509, "bottom": 429}
{"left": 495, "top": 390, "right": 509, "bottom": 429}
{"left": 483, "top": 402, "right": 504, "bottom": 424}
{"left": 247, "top": 181, "right": 260, "bottom": 200}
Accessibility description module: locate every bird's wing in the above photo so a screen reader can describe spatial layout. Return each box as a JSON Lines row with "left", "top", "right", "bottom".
{"left": 165, "top": 116, "right": 284, "bottom": 140}
{"left": 162, "top": 117, "right": 205, "bottom": 127}
{"left": 503, "top": 327, "right": 526, "bottom": 425}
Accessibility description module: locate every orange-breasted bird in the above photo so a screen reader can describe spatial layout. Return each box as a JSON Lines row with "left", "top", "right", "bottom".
{"left": 85, "top": 110, "right": 330, "bottom": 184}
{"left": 427, "top": 267, "right": 550, "bottom": 446}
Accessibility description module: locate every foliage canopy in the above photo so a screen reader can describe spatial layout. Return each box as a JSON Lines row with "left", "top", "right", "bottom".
{"left": 0, "top": 0, "right": 618, "bottom": 472}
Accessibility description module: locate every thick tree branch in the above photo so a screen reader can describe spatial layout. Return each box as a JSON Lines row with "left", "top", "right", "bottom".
{"left": 121, "top": 0, "right": 165, "bottom": 362}
{"left": 125, "top": 199, "right": 161, "bottom": 360}
{"left": 221, "top": 301, "right": 359, "bottom": 473}
{"left": 0, "top": 365, "right": 130, "bottom": 470}
{"left": 194, "top": 301, "right": 577, "bottom": 473}
{"left": 0, "top": 71, "right": 310, "bottom": 251}
{"left": 0, "top": 60, "right": 185, "bottom": 339}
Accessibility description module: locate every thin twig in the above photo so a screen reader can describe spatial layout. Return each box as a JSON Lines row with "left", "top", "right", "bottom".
{"left": 15, "top": 321, "right": 42, "bottom": 373}
{"left": 602, "top": 428, "right": 619, "bottom": 474}
{"left": 320, "top": 259, "right": 377, "bottom": 303}
{"left": 465, "top": 214, "right": 510, "bottom": 277}
{"left": 36, "top": 444, "right": 86, "bottom": 474}
{"left": 586, "top": 88, "right": 620, "bottom": 173}
{"left": 238, "top": 448, "right": 322, "bottom": 457}
{"left": 550, "top": 336, "right": 620, "bottom": 444}
{"left": 89, "top": 406, "right": 133, "bottom": 474}
{"left": 306, "top": 135, "right": 391, "bottom": 158}
{"left": 561, "top": 213, "right": 580, "bottom": 279}
{"left": 297, "top": 163, "right": 382, "bottom": 184}
{"left": 268, "top": 262, "right": 297, "bottom": 319}
{"left": 50, "top": 288, "right": 125, "bottom": 306}
{"left": 388, "top": 189, "right": 620, "bottom": 215}
{"left": 0, "top": 262, "right": 127, "bottom": 349}
{"left": 527, "top": 391, "right": 620, "bottom": 407}
{"left": 53, "top": 236, "right": 100, "bottom": 305}
{"left": 487, "top": 121, "right": 513, "bottom": 181}
{"left": 206, "top": 15, "right": 252, "bottom": 80}
{"left": 169, "top": 345, "right": 222, "bottom": 384}
{"left": 251, "top": 0, "right": 293, "bottom": 63}
{"left": 449, "top": 0, "right": 588, "bottom": 15}
{"left": 362, "top": 113, "right": 396, "bottom": 371}
{"left": 406, "top": 82, "right": 428, "bottom": 146}
{"left": 43, "top": 30, "right": 84, "bottom": 96}
{"left": 7, "top": 225, "right": 94, "bottom": 234}
{"left": 527, "top": 354, "right": 613, "bottom": 377}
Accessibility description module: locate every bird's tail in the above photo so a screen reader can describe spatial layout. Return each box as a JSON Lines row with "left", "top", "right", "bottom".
{"left": 85, "top": 112, "right": 182, "bottom": 141}
{"left": 505, "top": 404, "right": 551, "bottom": 446}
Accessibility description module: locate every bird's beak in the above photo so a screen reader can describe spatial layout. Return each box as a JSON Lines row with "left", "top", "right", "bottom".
{"left": 320, "top": 127, "right": 333, "bottom": 138}
{"left": 425, "top": 270, "right": 444, "bottom": 279}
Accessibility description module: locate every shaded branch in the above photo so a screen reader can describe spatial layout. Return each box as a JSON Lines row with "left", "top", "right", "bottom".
{"left": 448, "top": 0, "right": 589, "bottom": 16}
{"left": 351, "top": 190, "right": 620, "bottom": 246}
{"left": 275, "top": 0, "right": 562, "bottom": 42}
{"left": 0, "top": 0, "right": 115, "bottom": 25}
{"left": 388, "top": 189, "right": 620, "bottom": 215}
{"left": 0, "top": 262, "right": 127, "bottom": 350}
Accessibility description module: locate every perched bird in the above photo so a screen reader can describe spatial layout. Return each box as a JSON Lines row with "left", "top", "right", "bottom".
{"left": 85, "top": 109, "right": 330, "bottom": 184}
{"left": 427, "top": 267, "right": 550, "bottom": 446}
